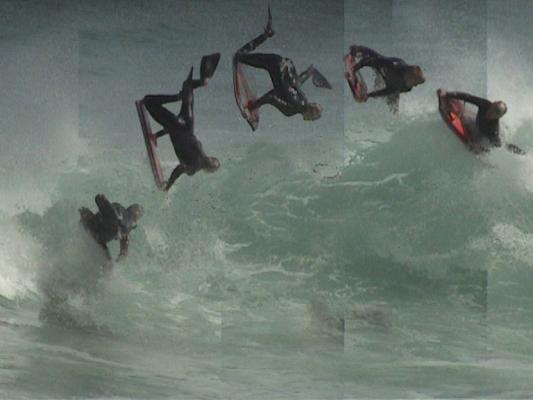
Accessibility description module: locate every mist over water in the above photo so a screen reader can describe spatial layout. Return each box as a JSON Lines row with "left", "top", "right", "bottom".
{"left": 2, "top": 0, "right": 533, "bottom": 398}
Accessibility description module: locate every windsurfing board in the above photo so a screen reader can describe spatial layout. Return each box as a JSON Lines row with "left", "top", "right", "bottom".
{"left": 344, "top": 53, "right": 368, "bottom": 103}
{"left": 437, "top": 90, "right": 489, "bottom": 153}
{"left": 135, "top": 100, "right": 165, "bottom": 190}
{"left": 233, "top": 54, "right": 260, "bottom": 131}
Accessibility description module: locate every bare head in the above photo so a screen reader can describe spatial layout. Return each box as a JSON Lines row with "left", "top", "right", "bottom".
{"left": 203, "top": 156, "right": 220, "bottom": 173}
{"left": 487, "top": 101, "right": 507, "bottom": 120}
{"left": 404, "top": 65, "right": 425, "bottom": 88}
{"left": 302, "top": 102, "right": 322, "bottom": 121}
{"left": 127, "top": 204, "right": 144, "bottom": 222}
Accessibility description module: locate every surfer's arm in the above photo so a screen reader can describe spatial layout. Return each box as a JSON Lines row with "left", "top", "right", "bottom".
{"left": 117, "top": 236, "right": 128, "bottom": 261}
{"left": 164, "top": 164, "right": 186, "bottom": 191}
{"left": 101, "top": 243, "right": 112, "bottom": 261}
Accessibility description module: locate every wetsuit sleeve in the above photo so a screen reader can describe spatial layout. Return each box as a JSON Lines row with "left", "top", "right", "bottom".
{"left": 102, "top": 244, "right": 112, "bottom": 261}
{"left": 164, "top": 164, "right": 186, "bottom": 191}
{"left": 118, "top": 236, "right": 128, "bottom": 260}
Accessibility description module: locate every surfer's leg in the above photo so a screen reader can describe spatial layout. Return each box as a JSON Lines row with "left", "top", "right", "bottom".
{"left": 235, "top": 52, "right": 281, "bottom": 72}
{"left": 299, "top": 65, "right": 332, "bottom": 89}
{"left": 386, "top": 93, "right": 400, "bottom": 115}
{"left": 235, "top": 52, "right": 284, "bottom": 91}
{"left": 177, "top": 74, "right": 194, "bottom": 131}
{"left": 248, "top": 92, "right": 274, "bottom": 111}
{"left": 143, "top": 95, "right": 180, "bottom": 130}
{"left": 236, "top": 31, "right": 270, "bottom": 54}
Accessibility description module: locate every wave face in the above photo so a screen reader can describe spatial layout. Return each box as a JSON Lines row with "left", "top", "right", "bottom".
{"left": 2, "top": 0, "right": 533, "bottom": 398}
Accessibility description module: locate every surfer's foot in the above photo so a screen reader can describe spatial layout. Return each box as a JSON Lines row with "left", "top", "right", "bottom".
{"left": 243, "top": 102, "right": 254, "bottom": 118}
{"left": 265, "top": 5, "right": 274, "bottom": 37}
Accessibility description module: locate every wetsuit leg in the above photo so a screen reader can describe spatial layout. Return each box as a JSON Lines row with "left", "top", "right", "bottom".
{"left": 177, "top": 70, "right": 194, "bottom": 132}
{"left": 299, "top": 65, "right": 332, "bottom": 89}
{"left": 236, "top": 31, "right": 270, "bottom": 54}
{"left": 236, "top": 52, "right": 285, "bottom": 91}
{"left": 143, "top": 79, "right": 204, "bottom": 131}
{"left": 143, "top": 94, "right": 181, "bottom": 131}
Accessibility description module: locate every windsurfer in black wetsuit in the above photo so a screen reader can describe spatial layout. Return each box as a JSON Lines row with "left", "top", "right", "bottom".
{"left": 142, "top": 53, "right": 221, "bottom": 191}
{"left": 437, "top": 89, "right": 523, "bottom": 154}
{"left": 345, "top": 45, "right": 425, "bottom": 112}
{"left": 234, "top": 7, "right": 331, "bottom": 125}
{"left": 79, "top": 194, "right": 144, "bottom": 265}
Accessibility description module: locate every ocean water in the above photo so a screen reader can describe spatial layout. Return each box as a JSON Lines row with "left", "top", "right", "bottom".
{"left": 2, "top": 0, "right": 533, "bottom": 398}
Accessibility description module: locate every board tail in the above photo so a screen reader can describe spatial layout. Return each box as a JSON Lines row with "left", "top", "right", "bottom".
{"left": 135, "top": 100, "right": 166, "bottom": 190}
{"left": 344, "top": 53, "right": 367, "bottom": 103}
{"left": 233, "top": 55, "right": 260, "bottom": 131}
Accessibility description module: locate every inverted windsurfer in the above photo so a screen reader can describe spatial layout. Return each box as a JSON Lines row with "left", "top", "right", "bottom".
{"left": 142, "top": 53, "right": 221, "bottom": 191}
{"left": 344, "top": 45, "right": 425, "bottom": 113}
{"left": 234, "top": 7, "right": 331, "bottom": 126}
{"left": 437, "top": 89, "right": 523, "bottom": 154}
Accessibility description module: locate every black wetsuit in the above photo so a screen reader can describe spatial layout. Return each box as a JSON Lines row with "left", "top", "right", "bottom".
{"left": 143, "top": 54, "right": 220, "bottom": 190}
{"left": 235, "top": 31, "right": 315, "bottom": 116}
{"left": 79, "top": 194, "right": 140, "bottom": 262}
{"left": 348, "top": 45, "right": 415, "bottom": 97}
{"left": 444, "top": 92, "right": 501, "bottom": 147}
{"left": 144, "top": 80, "right": 206, "bottom": 170}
